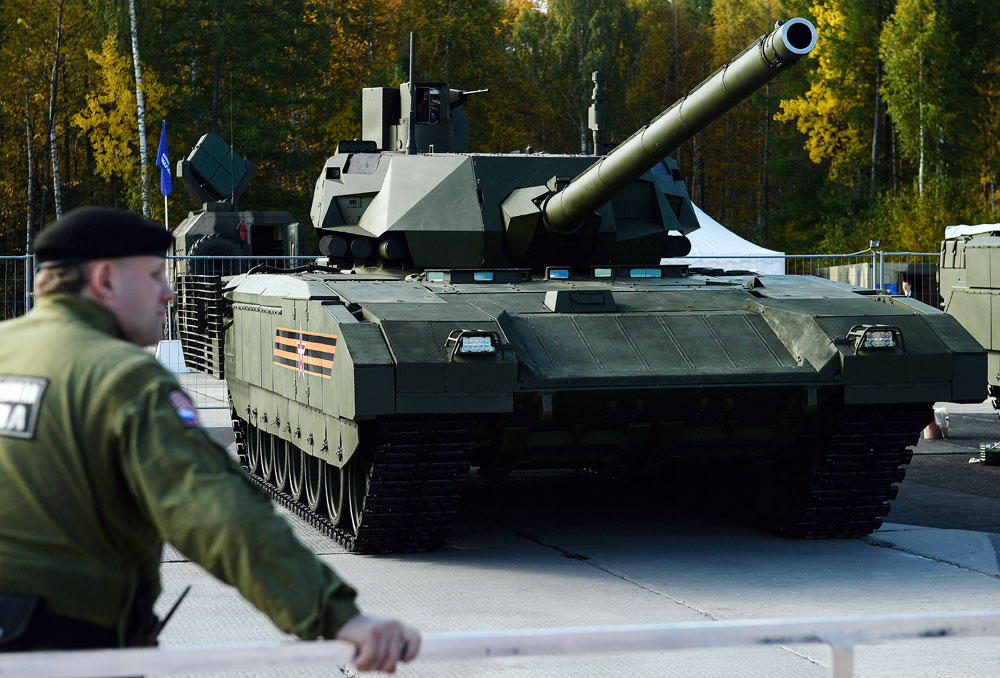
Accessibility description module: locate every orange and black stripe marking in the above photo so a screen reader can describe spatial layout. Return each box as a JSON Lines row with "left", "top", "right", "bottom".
{"left": 272, "top": 327, "right": 337, "bottom": 379}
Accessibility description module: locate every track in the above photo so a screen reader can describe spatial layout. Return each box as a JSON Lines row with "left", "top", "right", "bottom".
{"left": 233, "top": 410, "right": 475, "bottom": 553}
{"left": 770, "top": 403, "right": 932, "bottom": 538}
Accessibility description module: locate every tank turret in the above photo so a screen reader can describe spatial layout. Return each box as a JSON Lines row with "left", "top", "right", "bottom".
{"left": 310, "top": 19, "right": 816, "bottom": 273}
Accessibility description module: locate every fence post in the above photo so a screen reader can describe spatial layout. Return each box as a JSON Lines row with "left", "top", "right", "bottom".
{"left": 24, "top": 254, "right": 33, "bottom": 313}
{"left": 830, "top": 643, "right": 855, "bottom": 678}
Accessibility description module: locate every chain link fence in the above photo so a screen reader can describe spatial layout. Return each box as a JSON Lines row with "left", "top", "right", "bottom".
{"left": 0, "top": 256, "right": 32, "bottom": 321}
{"left": 4, "top": 252, "right": 943, "bottom": 409}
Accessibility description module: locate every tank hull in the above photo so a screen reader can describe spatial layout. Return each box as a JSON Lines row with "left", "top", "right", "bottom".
{"left": 224, "top": 269, "right": 982, "bottom": 551}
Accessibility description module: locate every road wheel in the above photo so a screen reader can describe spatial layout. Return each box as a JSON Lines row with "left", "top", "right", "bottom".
{"left": 287, "top": 447, "right": 305, "bottom": 501}
{"left": 246, "top": 424, "right": 263, "bottom": 477}
{"left": 272, "top": 437, "right": 290, "bottom": 492}
{"left": 324, "top": 462, "right": 347, "bottom": 525}
{"left": 258, "top": 427, "right": 274, "bottom": 483}
{"left": 303, "top": 454, "right": 325, "bottom": 513}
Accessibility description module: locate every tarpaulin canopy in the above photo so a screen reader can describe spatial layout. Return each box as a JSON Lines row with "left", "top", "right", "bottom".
{"left": 661, "top": 203, "right": 786, "bottom": 275}
{"left": 944, "top": 223, "right": 1000, "bottom": 239}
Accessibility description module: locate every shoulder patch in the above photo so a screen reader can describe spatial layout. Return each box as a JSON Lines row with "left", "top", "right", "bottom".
{"left": 167, "top": 390, "right": 201, "bottom": 428}
{"left": 0, "top": 375, "right": 49, "bottom": 440}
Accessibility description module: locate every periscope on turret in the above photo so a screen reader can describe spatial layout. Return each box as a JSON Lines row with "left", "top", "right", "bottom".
{"left": 187, "top": 21, "right": 987, "bottom": 555}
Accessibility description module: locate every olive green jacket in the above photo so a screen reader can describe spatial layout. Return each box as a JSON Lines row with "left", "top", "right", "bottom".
{"left": 0, "top": 294, "right": 359, "bottom": 643}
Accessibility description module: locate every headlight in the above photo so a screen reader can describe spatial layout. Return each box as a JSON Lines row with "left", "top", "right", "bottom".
{"left": 458, "top": 335, "right": 495, "bottom": 354}
{"left": 861, "top": 329, "right": 895, "bottom": 349}
{"left": 846, "top": 324, "right": 902, "bottom": 351}
{"left": 446, "top": 330, "right": 498, "bottom": 357}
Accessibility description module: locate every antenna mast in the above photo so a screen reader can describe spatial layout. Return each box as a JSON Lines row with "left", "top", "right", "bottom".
{"left": 405, "top": 32, "right": 418, "bottom": 156}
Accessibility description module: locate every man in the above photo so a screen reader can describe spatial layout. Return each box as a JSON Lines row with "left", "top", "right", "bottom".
{"left": 901, "top": 279, "right": 913, "bottom": 297}
{"left": 0, "top": 207, "right": 419, "bottom": 672}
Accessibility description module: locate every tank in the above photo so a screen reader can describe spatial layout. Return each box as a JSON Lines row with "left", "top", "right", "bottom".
{"left": 171, "top": 133, "right": 308, "bottom": 376}
{"left": 218, "top": 20, "right": 984, "bottom": 554}
{"left": 940, "top": 224, "right": 999, "bottom": 407}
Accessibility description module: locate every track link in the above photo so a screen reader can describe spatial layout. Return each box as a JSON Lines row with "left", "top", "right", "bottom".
{"left": 234, "top": 411, "right": 474, "bottom": 553}
{"left": 774, "top": 403, "right": 931, "bottom": 538}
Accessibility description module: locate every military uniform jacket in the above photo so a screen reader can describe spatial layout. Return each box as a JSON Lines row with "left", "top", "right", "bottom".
{"left": 0, "top": 294, "right": 359, "bottom": 643}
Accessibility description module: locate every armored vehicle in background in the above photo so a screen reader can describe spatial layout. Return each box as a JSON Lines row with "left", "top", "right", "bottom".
{"left": 212, "top": 21, "right": 983, "bottom": 553}
{"left": 941, "top": 225, "right": 999, "bottom": 407}
{"left": 172, "top": 133, "right": 307, "bottom": 376}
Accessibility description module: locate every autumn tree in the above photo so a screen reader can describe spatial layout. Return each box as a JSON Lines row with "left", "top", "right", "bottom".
{"left": 72, "top": 34, "right": 170, "bottom": 213}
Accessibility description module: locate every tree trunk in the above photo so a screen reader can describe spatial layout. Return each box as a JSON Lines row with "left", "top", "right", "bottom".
{"left": 917, "top": 54, "right": 925, "bottom": 200}
{"left": 890, "top": 118, "right": 898, "bottom": 196}
{"left": 871, "top": 59, "right": 881, "bottom": 191}
{"left": 25, "top": 83, "right": 35, "bottom": 253}
{"left": 128, "top": 0, "right": 151, "bottom": 218}
{"left": 47, "top": 0, "right": 65, "bottom": 220}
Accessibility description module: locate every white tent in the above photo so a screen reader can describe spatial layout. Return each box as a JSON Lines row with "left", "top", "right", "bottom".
{"left": 661, "top": 203, "right": 786, "bottom": 275}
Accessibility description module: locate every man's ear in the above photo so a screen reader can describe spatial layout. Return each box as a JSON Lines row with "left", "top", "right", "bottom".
{"left": 80, "top": 260, "right": 117, "bottom": 303}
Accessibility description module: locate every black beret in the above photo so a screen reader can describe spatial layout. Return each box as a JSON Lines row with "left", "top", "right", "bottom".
{"left": 35, "top": 206, "right": 172, "bottom": 268}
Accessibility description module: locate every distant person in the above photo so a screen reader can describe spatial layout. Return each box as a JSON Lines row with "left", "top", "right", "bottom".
{"left": 901, "top": 278, "right": 913, "bottom": 297}
{"left": 0, "top": 207, "right": 418, "bottom": 672}
{"left": 417, "top": 90, "right": 429, "bottom": 123}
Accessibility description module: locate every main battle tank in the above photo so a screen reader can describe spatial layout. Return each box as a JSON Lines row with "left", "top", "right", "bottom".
{"left": 220, "top": 20, "right": 984, "bottom": 553}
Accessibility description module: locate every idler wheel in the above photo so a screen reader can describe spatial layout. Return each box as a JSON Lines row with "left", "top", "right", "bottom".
{"left": 345, "top": 452, "right": 373, "bottom": 534}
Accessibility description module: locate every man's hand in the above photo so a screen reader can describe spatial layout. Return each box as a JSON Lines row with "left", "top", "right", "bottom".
{"left": 336, "top": 613, "right": 421, "bottom": 673}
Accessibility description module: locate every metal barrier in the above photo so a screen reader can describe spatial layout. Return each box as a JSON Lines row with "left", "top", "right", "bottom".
{"left": 2, "top": 611, "right": 999, "bottom": 678}
{"left": 878, "top": 251, "right": 941, "bottom": 308}
{"left": 673, "top": 252, "right": 942, "bottom": 308}
{"left": 0, "top": 256, "right": 32, "bottom": 321}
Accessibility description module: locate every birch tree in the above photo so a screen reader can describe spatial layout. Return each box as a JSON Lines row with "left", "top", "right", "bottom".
{"left": 127, "top": 0, "right": 150, "bottom": 217}
{"left": 48, "top": 0, "right": 67, "bottom": 219}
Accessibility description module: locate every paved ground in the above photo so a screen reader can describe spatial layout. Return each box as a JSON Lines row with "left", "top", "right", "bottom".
{"left": 152, "top": 396, "right": 1000, "bottom": 677}
{"left": 886, "top": 404, "right": 1000, "bottom": 534}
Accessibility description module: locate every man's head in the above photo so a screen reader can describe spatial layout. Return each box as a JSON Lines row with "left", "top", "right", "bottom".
{"left": 901, "top": 279, "right": 912, "bottom": 294}
{"left": 34, "top": 207, "right": 174, "bottom": 346}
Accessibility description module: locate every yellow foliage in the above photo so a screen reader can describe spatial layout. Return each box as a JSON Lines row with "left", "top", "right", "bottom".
{"left": 775, "top": 1, "right": 872, "bottom": 183}
{"left": 72, "top": 34, "right": 172, "bottom": 184}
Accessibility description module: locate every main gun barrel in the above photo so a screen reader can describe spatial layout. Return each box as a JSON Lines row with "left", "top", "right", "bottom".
{"left": 542, "top": 18, "right": 817, "bottom": 234}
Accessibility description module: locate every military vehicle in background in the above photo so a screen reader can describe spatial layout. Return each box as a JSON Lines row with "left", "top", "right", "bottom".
{"left": 172, "top": 133, "right": 307, "bottom": 376}
{"left": 192, "top": 21, "right": 984, "bottom": 554}
{"left": 940, "top": 225, "right": 1000, "bottom": 408}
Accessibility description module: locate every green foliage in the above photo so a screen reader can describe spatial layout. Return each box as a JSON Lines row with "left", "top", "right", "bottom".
{"left": 0, "top": 0, "right": 997, "bottom": 257}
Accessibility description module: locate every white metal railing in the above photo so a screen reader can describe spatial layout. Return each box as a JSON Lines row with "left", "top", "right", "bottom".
{"left": 2, "top": 611, "right": 999, "bottom": 678}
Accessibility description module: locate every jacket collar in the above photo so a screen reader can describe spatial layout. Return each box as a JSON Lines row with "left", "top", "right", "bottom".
{"left": 34, "top": 293, "right": 126, "bottom": 340}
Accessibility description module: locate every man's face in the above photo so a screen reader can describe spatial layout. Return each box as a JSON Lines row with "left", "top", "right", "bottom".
{"left": 902, "top": 280, "right": 912, "bottom": 294}
{"left": 101, "top": 256, "right": 175, "bottom": 346}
